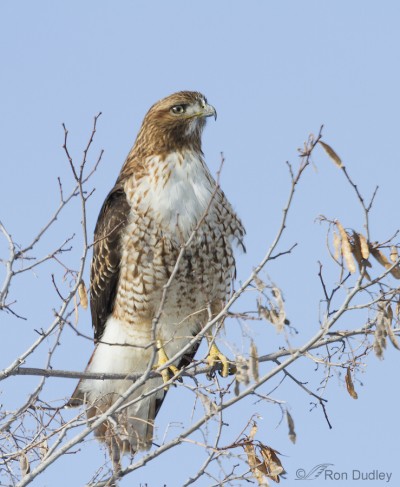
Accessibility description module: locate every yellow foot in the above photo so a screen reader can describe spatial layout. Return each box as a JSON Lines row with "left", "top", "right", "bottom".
{"left": 206, "top": 343, "right": 236, "bottom": 379}
{"left": 155, "top": 340, "right": 182, "bottom": 389}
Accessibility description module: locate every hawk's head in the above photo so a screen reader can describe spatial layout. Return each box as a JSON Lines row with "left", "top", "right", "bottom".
{"left": 133, "top": 91, "right": 216, "bottom": 157}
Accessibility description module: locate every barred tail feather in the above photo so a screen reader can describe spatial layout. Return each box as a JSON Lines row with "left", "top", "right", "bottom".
{"left": 84, "top": 378, "right": 164, "bottom": 455}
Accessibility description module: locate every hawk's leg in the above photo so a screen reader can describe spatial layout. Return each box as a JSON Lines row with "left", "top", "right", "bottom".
{"left": 155, "top": 339, "right": 182, "bottom": 389}
{"left": 205, "top": 334, "right": 236, "bottom": 379}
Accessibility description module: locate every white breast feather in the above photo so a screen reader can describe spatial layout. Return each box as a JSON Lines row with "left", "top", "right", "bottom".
{"left": 133, "top": 151, "right": 215, "bottom": 240}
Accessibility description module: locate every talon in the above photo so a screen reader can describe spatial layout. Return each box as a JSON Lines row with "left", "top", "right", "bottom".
{"left": 155, "top": 340, "right": 182, "bottom": 389}
{"left": 206, "top": 343, "right": 233, "bottom": 378}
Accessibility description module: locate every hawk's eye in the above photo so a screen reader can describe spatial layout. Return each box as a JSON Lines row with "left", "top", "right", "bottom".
{"left": 171, "top": 105, "right": 186, "bottom": 115}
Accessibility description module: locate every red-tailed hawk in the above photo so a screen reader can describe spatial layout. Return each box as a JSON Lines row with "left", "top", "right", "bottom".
{"left": 69, "top": 91, "right": 245, "bottom": 458}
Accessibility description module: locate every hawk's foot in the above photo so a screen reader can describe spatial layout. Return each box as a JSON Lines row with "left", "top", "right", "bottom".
{"left": 206, "top": 343, "right": 236, "bottom": 379}
{"left": 155, "top": 340, "right": 182, "bottom": 389}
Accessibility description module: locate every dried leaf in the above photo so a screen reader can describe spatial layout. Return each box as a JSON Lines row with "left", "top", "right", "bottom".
{"left": 370, "top": 247, "right": 400, "bottom": 279}
{"left": 39, "top": 437, "right": 49, "bottom": 459}
{"left": 385, "top": 304, "right": 400, "bottom": 350}
{"left": 258, "top": 299, "right": 272, "bottom": 322}
{"left": 250, "top": 341, "right": 259, "bottom": 381}
{"left": 371, "top": 247, "right": 391, "bottom": 268}
{"left": 234, "top": 356, "right": 250, "bottom": 396}
{"left": 198, "top": 392, "right": 218, "bottom": 415}
{"left": 373, "top": 302, "right": 387, "bottom": 359}
{"left": 386, "top": 303, "right": 393, "bottom": 322}
{"left": 244, "top": 443, "right": 257, "bottom": 469}
{"left": 244, "top": 444, "right": 268, "bottom": 486}
{"left": 350, "top": 232, "right": 371, "bottom": 279}
{"left": 351, "top": 232, "right": 363, "bottom": 268}
{"left": 271, "top": 287, "right": 286, "bottom": 332}
{"left": 235, "top": 356, "right": 250, "bottom": 385}
{"left": 319, "top": 140, "right": 343, "bottom": 168}
{"left": 286, "top": 411, "right": 296, "bottom": 444}
{"left": 390, "top": 246, "right": 399, "bottom": 263}
{"left": 391, "top": 267, "right": 400, "bottom": 279}
{"left": 333, "top": 231, "right": 341, "bottom": 260}
{"left": 371, "top": 247, "right": 391, "bottom": 267}
{"left": 396, "top": 301, "right": 400, "bottom": 319}
{"left": 249, "top": 422, "right": 258, "bottom": 440}
{"left": 257, "top": 287, "right": 287, "bottom": 333}
{"left": 336, "top": 221, "right": 356, "bottom": 274}
{"left": 19, "top": 453, "right": 30, "bottom": 476}
{"left": 260, "top": 446, "right": 284, "bottom": 482}
{"left": 351, "top": 233, "right": 371, "bottom": 267}
{"left": 359, "top": 233, "right": 370, "bottom": 259}
{"left": 254, "top": 274, "right": 267, "bottom": 291}
{"left": 386, "top": 323, "right": 400, "bottom": 350}
{"left": 345, "top": 367, "right": 358, "bottom": 399}
{"left": 78, "top": 280, "right": 88, "bottom": 309}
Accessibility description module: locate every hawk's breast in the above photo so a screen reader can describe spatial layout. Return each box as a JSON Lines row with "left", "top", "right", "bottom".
{"left": 125, "top": 150, "right": 216, "bottom": 242}
{"left": 114, "top": 148, "right": 241, "bottom": 327}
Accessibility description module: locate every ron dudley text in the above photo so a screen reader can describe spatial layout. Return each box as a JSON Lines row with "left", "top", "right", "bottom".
{"left": 325, "top": 469, "right": 392, "bottom": 482}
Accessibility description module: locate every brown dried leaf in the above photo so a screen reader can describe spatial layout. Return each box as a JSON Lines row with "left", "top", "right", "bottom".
{"left": 254, "top": 274, "right": 267, "bottom": 291}
{"left": 258, "top": 299, "right": 284, "bottom": 332}
{"left": 351, "top": 232, "right": 363, "bottom": 268}
{"left": 260, "top": 446, "right": 284, "bottom": 482}
{"left": 271, "top": 287, "right": 286, "bottom": 332}
{"left": 198, "top": 392, "right": 218, "bottom": 415}
{"left": 336, "top": 221, "right": 356, "bottom": 273}
{"left": 359, "top": 233, "right": 370, "bottom": 259}
{"left": 78, "top": 280, "right": 88, "bottom": 309}
{"left": 244, "top": 444, "right": 268, "bottom": 486}
{"left": 391, "top": 267, "right": 400, "bottom": 279}
{"left": 345, "top": 367, "right": 358, "bottom": 400}
{"left": 395, "top": 300, "right": 400, "bottom": 319}
{"left": 249, "top": 422, "right": 258, "bottom": 440}
{"left": 258, "top": 299, "right": 272, "bottom": 322}
{"left": 370, "top": 247, "right": 400, "bottom": 279}
{"left": 390, "top": 246, "right": 399, "bottom": 263}
{"left": 250, "top": 341, "right": 259, "bottom": 381}
{"left": 19, "top": 453, "right": 30, "bottom": 476}
{"left": 235, "top": 356, "right": 250, "bottom": 396}
{"left": 385, "top": 305, "right": 400, "bottom": 350}
{"left": 386, "top": 323, "right": 400, "bottom": 350}
{"left": 373, "top": 302, "right": 387, "bottom": 360}
{"left": 350, "top": 232, "right": 371, "bottom": 279}
{"left": 319, "top": 140, "right": 343, "bottom": 168}
{"left": 286, "top": 411, "right": 296, "bottom": 444}
{"left": 235, "top": 356, "right": 250, "bottom": 385}
{"left": 258, "top": 287, "right": 288, "bottom": 333}
{"left": 244, "top": 443, "right": 257, "bottom": 469}
{"left": 333, "top": 231, "right": 341, "bottom": 261}
{"left": 371, "top": 247, "right": 391, "bottom": 267}
{"left": 39, "top": 437, "right": 49, "bottom": 459}
{"left": 386, "top": 303, "right": 393, "bottom": 322}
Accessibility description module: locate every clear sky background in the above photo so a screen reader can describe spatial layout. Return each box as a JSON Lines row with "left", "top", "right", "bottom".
{"left": 1, "top": 1, "right": 399, "bottom": 486}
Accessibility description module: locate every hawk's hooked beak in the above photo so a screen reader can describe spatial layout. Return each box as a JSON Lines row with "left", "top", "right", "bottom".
{"left": 201, "top": 103, "right": 217, "bottom": 121}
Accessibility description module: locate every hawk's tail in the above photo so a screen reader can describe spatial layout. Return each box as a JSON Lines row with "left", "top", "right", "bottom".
{"left": 67, "top": 347, "right": 166, "bottom": 457}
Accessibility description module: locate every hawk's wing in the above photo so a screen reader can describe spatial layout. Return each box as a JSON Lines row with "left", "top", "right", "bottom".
{"left": 90, "top": 185, "right": 130, "bottom": 341}
{"left": 68, "top": 185, "right": 130, "bottom": 407}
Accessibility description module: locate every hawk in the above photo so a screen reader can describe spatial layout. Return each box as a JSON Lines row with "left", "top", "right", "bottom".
{"left": 69, "top": 91, "right": 245, "bottom": 457}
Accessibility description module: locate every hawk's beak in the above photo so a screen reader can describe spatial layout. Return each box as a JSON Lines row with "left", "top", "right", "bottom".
{"left": 202, "top": 103, "right": 217, "bottom": 121}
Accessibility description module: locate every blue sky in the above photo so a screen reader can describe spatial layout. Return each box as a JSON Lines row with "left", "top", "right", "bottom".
{"left": 1, "top": 1, "right": 399, "bottom": 486}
